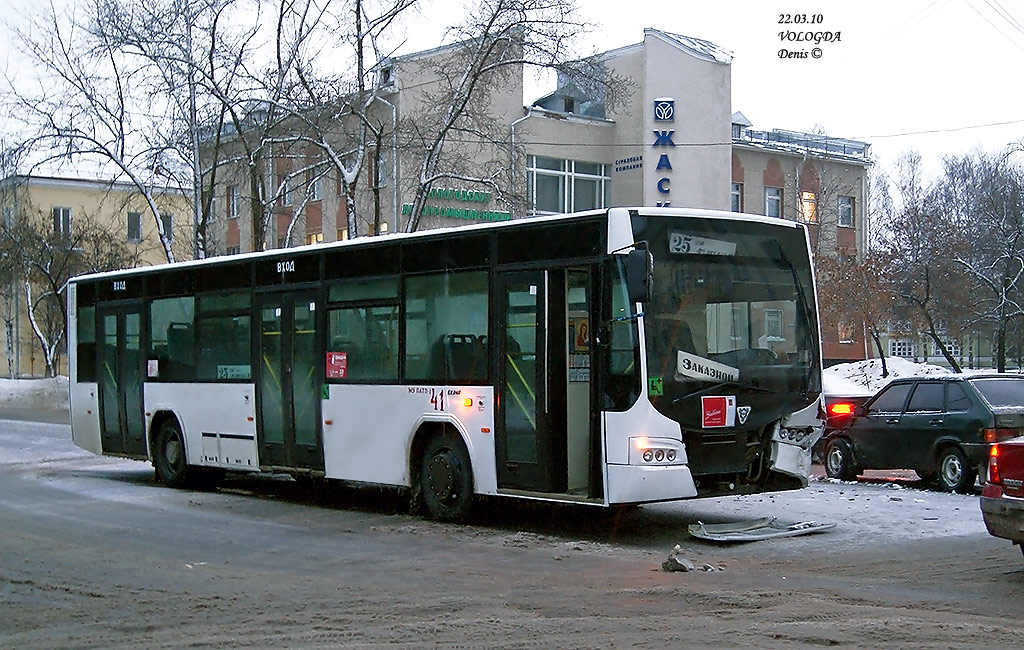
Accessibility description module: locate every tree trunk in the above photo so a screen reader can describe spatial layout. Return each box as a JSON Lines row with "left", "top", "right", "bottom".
{"left": 869, "top": 325, "right": 888, "bottom": 377}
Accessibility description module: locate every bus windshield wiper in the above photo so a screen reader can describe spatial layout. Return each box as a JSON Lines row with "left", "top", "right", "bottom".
{"left": 671, "top": 380, "right": 775, "bottom": 404}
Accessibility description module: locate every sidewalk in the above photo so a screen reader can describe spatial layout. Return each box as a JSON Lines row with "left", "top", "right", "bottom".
{"left": 0, "top": 406, "right": 70, "bottom": 425}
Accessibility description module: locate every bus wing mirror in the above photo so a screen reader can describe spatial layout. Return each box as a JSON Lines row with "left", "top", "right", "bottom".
{"left": 626, "top": 249, "right": 653, "bottom": 304}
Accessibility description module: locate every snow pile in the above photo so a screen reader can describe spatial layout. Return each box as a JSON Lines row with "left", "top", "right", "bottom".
{"left": 0, "top": 377, "right": 69, "bottom": 411}
{"left": 823, "top": 358, "right": 952, "bottom": 396}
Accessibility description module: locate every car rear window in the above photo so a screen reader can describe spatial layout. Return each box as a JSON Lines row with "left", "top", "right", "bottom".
{"left": 946, "top": 382, "right": 973, "bottom": 411}
{"left": 970, "top": 378, "right": 1024, "bottom": 408}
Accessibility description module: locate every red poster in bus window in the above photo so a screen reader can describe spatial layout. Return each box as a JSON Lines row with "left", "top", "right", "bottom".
{"left": 701, "top": 395, "right": 736, "bottom": 428}
{"left": 326, "top": 352, "right": 347, "bottom": 379}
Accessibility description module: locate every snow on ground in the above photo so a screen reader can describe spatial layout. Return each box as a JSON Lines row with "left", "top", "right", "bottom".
{"left": 823, "top": 357, "right": 953, "bottom": 396}
{"left": 0, "top": 377, "right": 69, "bottom": 412}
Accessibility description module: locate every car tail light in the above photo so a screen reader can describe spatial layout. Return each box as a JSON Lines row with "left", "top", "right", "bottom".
{"left": 983, "top": 428, "right": 1017, "bottom": 443}
{"left": 989, "top": 443, "right": 1001, "bottom": 485}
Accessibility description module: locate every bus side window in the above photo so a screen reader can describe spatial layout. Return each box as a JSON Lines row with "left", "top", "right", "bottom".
{"left": 327, "top": 305, "right": 398, "bottom": 381}
{"left": 77, "top": 305, "right": 96, "bottom": 382}
{"left": 431, "top": 334, "right": 486, "bottom": 383}
{"left": 149, "top": 297, "right": 195, "bottom": 381}
{"left": 404, "top": 271, "right": 488, "bottom": 384}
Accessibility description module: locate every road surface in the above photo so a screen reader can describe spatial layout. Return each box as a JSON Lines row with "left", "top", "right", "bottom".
{"left": 2, "top": 413, "right": 1023, "bottom": 648}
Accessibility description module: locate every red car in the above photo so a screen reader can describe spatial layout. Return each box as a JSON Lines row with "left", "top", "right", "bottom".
{"left": 981, "top": 436, "right": 1024, "bottom": 556}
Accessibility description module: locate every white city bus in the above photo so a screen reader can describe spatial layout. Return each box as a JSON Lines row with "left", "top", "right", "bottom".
{"left": 68, "top": 207, "right": 824, "bottom": 521}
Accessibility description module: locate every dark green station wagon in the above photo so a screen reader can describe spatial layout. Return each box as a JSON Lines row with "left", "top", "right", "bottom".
{"left": 821, "top": 374, "right": 1024, "bottom": 492}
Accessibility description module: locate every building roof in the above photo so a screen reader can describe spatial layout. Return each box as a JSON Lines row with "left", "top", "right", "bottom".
{"left": 644, "top": 28, "right": 733, "bottom": 64}
{"left": 731, "top": 111, "right": 752, "bottom": 128}
{"left": 0, "top": 173, "right": 188, "bottom": 196}
{"left": 733, "top": 127, "right": 872, "bottom": 165}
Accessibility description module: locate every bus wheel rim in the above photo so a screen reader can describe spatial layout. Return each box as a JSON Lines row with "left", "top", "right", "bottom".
{"left": 427, "top": 451, "right": 457, "bottom": 502}
{"left": 165, "top": 438, "right": 183, "bottom": 467}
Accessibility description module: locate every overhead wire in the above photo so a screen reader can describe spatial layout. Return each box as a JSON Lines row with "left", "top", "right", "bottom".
{"left": 964, "top": 0, "right": 1024, "bottom": 53}
{"left": 873, "top": 0, "right": 953, "bottom": 43}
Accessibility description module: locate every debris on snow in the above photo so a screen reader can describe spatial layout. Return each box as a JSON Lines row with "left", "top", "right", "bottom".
{"left": 662, "top": 545, "right": 723, "bottom": 572}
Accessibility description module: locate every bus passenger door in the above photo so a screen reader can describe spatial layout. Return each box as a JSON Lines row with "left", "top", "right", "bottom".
{"left": 256, "top": 291, "right": 324, "bottom": 472}
{"left": 97, "top": 304, "right": 146, "bottom": 458}
{"left": 496, "top": 271, "right": 551, "bottom": 491}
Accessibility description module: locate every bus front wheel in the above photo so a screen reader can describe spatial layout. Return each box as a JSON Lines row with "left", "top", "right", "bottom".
{"left": 419, "top": 432, "right": 474, "bottom": 522}
{"left": 154, "top": 419, "right": 192, "bottom": 488}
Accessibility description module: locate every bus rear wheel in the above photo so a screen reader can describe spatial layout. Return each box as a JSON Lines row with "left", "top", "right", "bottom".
{"left": 419, "top": 432, "right": 474, "bottom": 522}
{"left": 154, "top": 419, "right": 192, "bottom": 488}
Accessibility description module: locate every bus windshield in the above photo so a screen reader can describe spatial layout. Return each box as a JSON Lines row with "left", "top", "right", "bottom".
{"left": 635, "top": 216, "right": 821, "bottom": 423}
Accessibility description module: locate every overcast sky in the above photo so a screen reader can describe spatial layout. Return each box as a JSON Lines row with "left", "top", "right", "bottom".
{"left": 398, "top": 0, "right": 1024, "bottom": 179}
{"left": 598, "top": 0, "right": 1024, "bottom": 178}
{"left": 5, "top": 0, "right": 1022, "bottom": 181}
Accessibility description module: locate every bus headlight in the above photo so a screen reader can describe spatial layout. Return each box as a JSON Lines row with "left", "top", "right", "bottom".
{"left": 776, "top": 426, "right": 815, "bottom": 448}
{"left": 630, "top": 437, "right": 685, "bottom": 465}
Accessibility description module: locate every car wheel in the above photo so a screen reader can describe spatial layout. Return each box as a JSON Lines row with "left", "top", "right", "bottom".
{"left": 824, "top": 439, "right": 858, "bottom": 481}
{"left": 420, "top": 432, "right": 474, "bottom": 522}
{"left": 154, "top": 419, "right": 192, "bottom": 488}
{"left": 936, "top": 446, "right": 976, "bottom": 493}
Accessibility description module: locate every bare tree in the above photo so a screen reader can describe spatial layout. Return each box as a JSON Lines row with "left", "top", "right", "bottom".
{"left": 2, "top": 1, "right": 186, "bottom": 262}
{"left": 936, "top": 150, "right": 1024, "bottom": 372}
{"left": 817, "top": 250, "right": 898, "bottom": 376}
{"left": 402, "top": 0, "right": 606, "bottom": 232}
{"left": 882, "top": 151, "right": 972, "bottom": 371}
{"left": 0, "top": 200, "right": 141, "bottom": 376}
{"left": 89, "top": 0, "right": 262, "bottom": 258}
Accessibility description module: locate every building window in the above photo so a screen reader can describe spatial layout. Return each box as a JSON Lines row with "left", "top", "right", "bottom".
{"left": 337, "top": 228, "right": 349, "bottom": 241}
{"left": 53, "top": 206, "right": 72, "bottom": 237}
{"left": 799, "top": 191, "right": 816, "bottom": 222}
{"left": 228, "top": 185, "right": 240, "bottom": 219}
{"left": 838, "top": 320, "right": 856, "bottom": 344}
{"left": 938, "top": 339, "right": 962, "bottom": 358}
{"left": 226, "top": 245, "right": 241, "bottom": 255}
{"left": 279, "top": 175, "right": 292, "bottom": 206}
{"left": 309, "top": 175, "right": 321, "bottom": 201}
{"left": 306, "top": 231, "right": 323, "bottom": 245}
{"left": 838, "top": 195, "right": 855, "bottom": 228}
{"left": 374, "top": 153, "right": 388, "bottom": 188}
{"left": 731, "top": 182, "right": 743, "bottom": 212}
{"left": 160, "top": 213, "right": 174, "bottom": 241}
{"left": 764, "top": 187, "right": 781, "bottom": 219}
{"left": 890, "top": 339, "right": 916, "bottom": 358}
{"left": 527, "top": 156, "right": 610, "bottom": 215}
{"left": 127, "top": 211, "right": 142, "bottom": 242}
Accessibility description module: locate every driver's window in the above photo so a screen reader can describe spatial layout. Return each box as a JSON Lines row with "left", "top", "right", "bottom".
{"left": 868, "top": 383, "right": 913, "bottom": 415}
